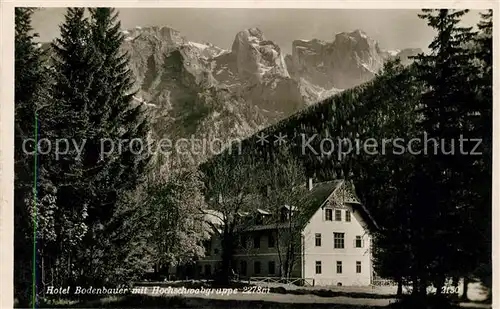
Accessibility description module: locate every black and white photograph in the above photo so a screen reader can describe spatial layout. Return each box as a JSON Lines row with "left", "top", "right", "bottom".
{"left": 5, "top": 2, "right": 497, "bottom": 308}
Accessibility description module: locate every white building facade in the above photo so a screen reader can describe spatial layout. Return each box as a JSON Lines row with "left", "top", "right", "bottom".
{"left": 197, "top": 179, "right": 378, "bottom": 287}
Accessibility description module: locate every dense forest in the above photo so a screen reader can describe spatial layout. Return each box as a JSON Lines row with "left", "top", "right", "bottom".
{"left": 15, "top": 7, "right": 492, "bottom": 308}
{"left": 201, "top": 8, "right": 493, "bottom": 302}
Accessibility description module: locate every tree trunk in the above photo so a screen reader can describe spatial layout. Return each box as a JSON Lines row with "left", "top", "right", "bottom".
{"left": 41, "top": 254, "right": 46, "bottom": 299}
{"left": 419, "top": 277, "right": 427, "bottom": 297}
{"left": 220, "top": 232, "right": 235, "bottom": 285}
{"left": 397, "top": 277, "right": 403, "bottom": 297}
{"left": 14, "top": 264, "right": 31, "bottom": 308}
{"left": 461, "top": 277, "right": 469, "bottom": 301}
{"left": 154, "top": 261, "right": 159, "bottom": 275}
{"left": 435, "top": 276, "right": 445, "bottom": 296}
{"left": 412, "top": 275, "right": 419, "bottom": 296}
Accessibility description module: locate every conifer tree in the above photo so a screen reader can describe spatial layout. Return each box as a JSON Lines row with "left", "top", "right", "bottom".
{"left": 412, "top": 9, "right": 484, "bottom": 295}
{"left": 39, "top": 7, "right": 94, "bottom": 290}
{"left": 74, "top": 7, "right": 151, "bottom": 285}
{"left": 462, "top": 9, "right": 493, "bottom": 299}
{"left": 14, "top": 7, "right": 49, "bottom": 307}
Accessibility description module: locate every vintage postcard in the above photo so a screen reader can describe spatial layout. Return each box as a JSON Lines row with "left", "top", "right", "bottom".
{"left": 1, "top": 1, "right": 498, "bottom": 308}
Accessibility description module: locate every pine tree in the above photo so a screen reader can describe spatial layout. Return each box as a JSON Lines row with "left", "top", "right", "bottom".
{"left": 463, "top": 9, "right": 493, "bottom": 299}
{"left": 74, "top": 7, "right": 151, "bottom": 286}
{"left": 14, "top": 7, "right": 50, "bottom": 307}
{"left": 367, "top": 60, "right": 423, "bottom": 296}
{"left": 38, "top": 7, "right": 94, "bottom": 291}
{"left": 412, "top": 9, "right": 483, "bottom": 295}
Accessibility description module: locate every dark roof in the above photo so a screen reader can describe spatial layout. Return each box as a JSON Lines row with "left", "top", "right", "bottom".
{"left": 299, "top": 180, "right": 344, "bottom": 220}
{"left": 231, "top": 180, "right": 378, "bottom": 233}
{"left": 299, "top": 180, "right": 379, "bottom": 231}
{"left": 352, "top": 203, "right": 379, "bottom": 230}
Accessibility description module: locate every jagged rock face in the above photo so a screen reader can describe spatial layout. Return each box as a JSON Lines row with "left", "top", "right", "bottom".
{"left": 211, "top": 28, "right": 306, "bottom": 116}
{"left": 329, "top": 30, "right": 385, "bottom": 89}
{"left": 41, "top": 26, "right": 421, "bottom": 171}
{"left": 286, "top": 29, "right": 422, "bottom": 90}
{"left": 121, "top": 26, "right": 302, "bottom": 168}
{"left": 73, "top": 25, "right": 420, "bottom": 168}
{"left": 230, "top": 28, "right": 290, "bottom": 83}
{"left": 122, "top": 26, "right": 307, "bottom": 142}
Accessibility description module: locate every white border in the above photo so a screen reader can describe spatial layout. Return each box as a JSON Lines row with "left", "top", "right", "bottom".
{"left": 1, "top": 1, "right": 498, "bottom": 309}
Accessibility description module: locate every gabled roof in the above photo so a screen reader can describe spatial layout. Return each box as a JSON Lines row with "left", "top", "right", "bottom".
{"left": 201, "top": 209, "right": 224, "bottom": 226}
{"left": 299, "top": 180, "right": 344, "bottom": 220}
{"left": 299, "top": 179, "right": 379, "bottom": 231}
{"left": 202, "top": 179, "right": 379, "bottom": 233}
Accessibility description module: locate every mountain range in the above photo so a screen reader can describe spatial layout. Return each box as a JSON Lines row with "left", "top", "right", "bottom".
{"left": 44, "top": 26, "right": 423, "bottom": 170}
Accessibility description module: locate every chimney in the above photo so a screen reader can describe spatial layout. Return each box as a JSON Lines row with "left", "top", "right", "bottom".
{"left": 308, "top": 178, "right": 313, "bottom": 191}
{"left": 266, "top": 185, "right": 271, "bottom": 197}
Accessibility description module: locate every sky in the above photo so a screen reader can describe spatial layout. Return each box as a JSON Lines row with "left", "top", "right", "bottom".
{"left": 32, "top": 8, "right": 483, "bottom": 54}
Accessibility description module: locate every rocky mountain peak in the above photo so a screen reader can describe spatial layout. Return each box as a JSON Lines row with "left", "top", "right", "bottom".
{"left": 286, "top": 29, "right": 420, "bottom": 90}
{"left": 231, "top": 27, "right": 266, "bottom": 50}
{"left": 43, "top": 25, "right": 422, "bottom": 171}
{"left": 229, "top": 27, "right": 289, "bottom": 83}
{"left": 122, "top": 26, "right": 187, "bottom": 47}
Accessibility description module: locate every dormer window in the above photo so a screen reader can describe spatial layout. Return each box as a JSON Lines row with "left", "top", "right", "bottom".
{"left": 280, "top": 209, "right": 288, "bottom": 222}
{"left": 335, "top": 209, "right": 342, "bottom": 221}
{"left": 345, "top": 210, "right": 351, "bottom": 222}
{"left": 325, "top": 209, "right": 333, "bottom": 221}
{"left": 256, "top": 215, "right": 263, "bottom": 225}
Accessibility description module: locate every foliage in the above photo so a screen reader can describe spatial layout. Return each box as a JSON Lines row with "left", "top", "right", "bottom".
{"left": 408, "top": 9, "right": 491, "bottom": 296}
{"left": 14, "top": 7, "right": 51, "bottom": 307}
{"left": 260, "top": 146, "right": 308, "bottom": 278}
{"left": 14, "top": 7, "right": 492, "bottom": 305}
{"left": 200, "top": 153, "right": 265, "bottom": 283}
{"left": 201, "top": 10, "right": 492, "bottom": 297}
{"left": 141, "top": 168, "right": 210, "bottom": 274}
{"left": 15, "top": 7, "right": 152, "bottom": 299}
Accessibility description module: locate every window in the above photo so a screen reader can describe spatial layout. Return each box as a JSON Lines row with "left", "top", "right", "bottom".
{"left": 356, "top": 261, "right": 362, "bottom": 273}
{"left": 254, "top": 261, "right": 261, "bottom": 274}
{"left": 315, "top": 261, "right": 322, "bottom": 274}
{"left": 335, "top": 209, "right": 342, "bottom": 221}
{"left": 280, "top": 208, "right": 288, "bottom": 222}
{"left": 204, "top": 240, "right": 212, "bottom": 255}
{"left": 325, "top": 209, "right": 333, "bottom": 221}
{"left": 240, "top": 235, "right": 248, "bottom": 248}
{"left": 214, "top": 248, "right": 219, "bottom": 254}
{"left": 254, "top": 235, "right": 260, "bottom": 249}
{"left": 336, "top": 261, "right": 342, "bottom": 274}
{"left": 268, "top": 261, "right": 275, "bottom": 275}
{"left": 268, "top": 233, "right": 275, "bottom": 248}
{"left": 256, "top": 216, "right": 263, "bottom": 225}
{"left": 204, "top": 264, "right": 211, "bottom": 275}
{"left": 315, "top": 233, "right": 322, "bottom": 247}
{"left": 345, "top": 210, "right": 351, "bottom": 222}
{"left": 334, "top": 233, "right": 345, "bottom": 249}
{"left": 355, "top": 236, "right": 363, "bottom": 248}
{"left": 240, "top": 261, "right": 247, "bottom": 276}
